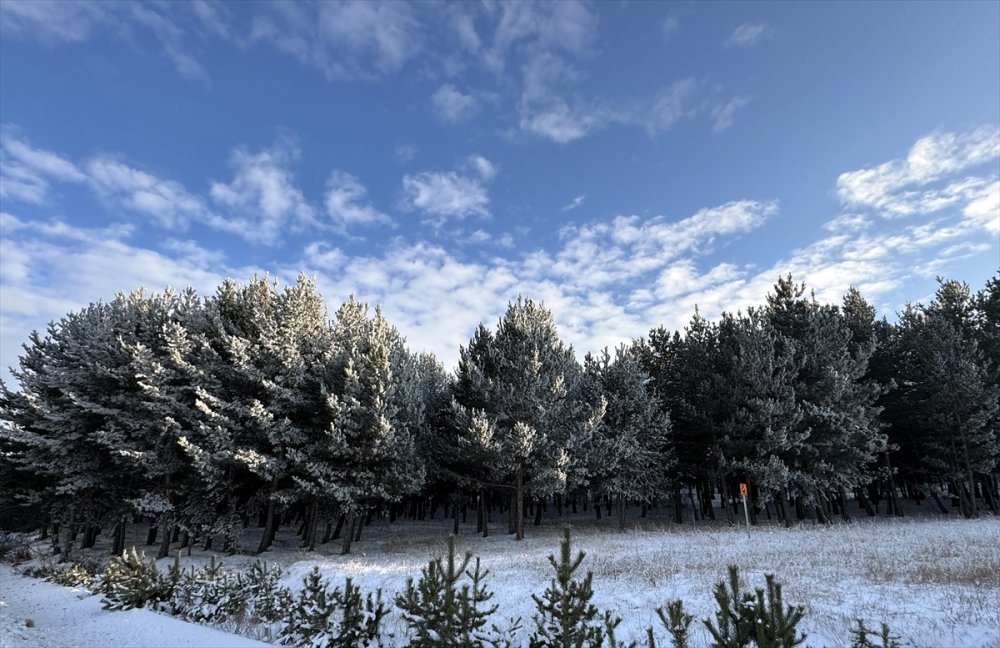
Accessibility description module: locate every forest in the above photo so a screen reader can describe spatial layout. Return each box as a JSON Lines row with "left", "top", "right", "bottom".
{"left": 1, "top": 272, "right": 997, "bottom": 560}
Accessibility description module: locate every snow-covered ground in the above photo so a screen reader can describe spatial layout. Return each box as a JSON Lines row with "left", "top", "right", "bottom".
{"left": 0, "top": 564, "right": 270, "bottom": 647}
{"left": 3, "top": 515, "right": 999, "bottom": 647}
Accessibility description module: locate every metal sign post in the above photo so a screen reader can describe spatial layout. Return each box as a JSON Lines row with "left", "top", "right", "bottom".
{"left": 739, "top": 483, "right": 751, "bottom": 538}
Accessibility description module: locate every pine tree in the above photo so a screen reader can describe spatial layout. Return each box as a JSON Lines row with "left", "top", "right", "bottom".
{"left": 529, "top": 527, "right": 606, "bottom": 648}
{"left": 395, "top": 535, "right": 498, "bottom": 647}
{"left": 454, "top": 298, "right": 603, "bottom": 541}
{"left": 764, "top": 276, "right": 886, "bottom": 519}
{"left": 703, "top": 565, "right": 755, "bottom": 648}
{"left": 580, "top": 345, "right": 673, "bottom": 530}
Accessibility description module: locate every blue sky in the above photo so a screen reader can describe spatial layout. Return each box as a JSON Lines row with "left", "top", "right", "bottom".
{"left": 1, "top": 0, "right": 998, "bottom": 378}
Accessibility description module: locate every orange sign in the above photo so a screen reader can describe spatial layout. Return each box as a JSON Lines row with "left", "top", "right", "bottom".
{"left": 739, "top": 483, "right": 748, "bottom": 497}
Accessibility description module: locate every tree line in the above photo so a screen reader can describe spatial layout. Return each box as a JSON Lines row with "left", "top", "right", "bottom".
{"left": 1, "top": 272, "right": 997, "bottom": 558}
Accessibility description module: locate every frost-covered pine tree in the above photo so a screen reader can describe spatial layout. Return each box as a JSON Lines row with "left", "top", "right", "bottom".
{"left": 454, "top": 298, "right": 603, "bottom": 541}
{"left": 889, "top": 301, "right": 998, "bottom": 517}
{"left": 580, "top": 344, "right": 673, "bottom": 530}
{"left": 289, "top": 295, "right": 425, "bottom": 554}
{"left": 765, "top": 276, "right": 886, "bottom": 520}
{"left": 635, "top": 311, "right": 723, "bottom": 523}
{"left": 712, "top": 308, "right": 804, "bottom": 526}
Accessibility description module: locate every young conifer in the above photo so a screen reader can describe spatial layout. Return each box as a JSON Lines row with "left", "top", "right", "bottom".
{"left": 529, "top": 527, "right": 605, "bottom": 648}
{"left": 395, "top": 535, "right": 498, "bottom": 647}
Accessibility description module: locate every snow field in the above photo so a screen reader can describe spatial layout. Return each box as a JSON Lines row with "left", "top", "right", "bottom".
{"left": 2, "top": 515, "right": 997, "bottom": 647}
{"left": 267, "top": 516, "right": 1000, "bottom": 647}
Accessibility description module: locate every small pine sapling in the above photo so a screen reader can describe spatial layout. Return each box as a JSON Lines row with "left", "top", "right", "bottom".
{"left": 603, "top": 609, "right": 636, "bottom": 648}
{"left": 100, "top": 547, "right": 172, "bottom": 611}
{"left": 749, "top": 574, "right": 806, "bottom": 648}
{"left": 239, "top": 560, "right": 293, "bottom": 625}
{"left": 395, "top": 535, "right": 498, "bottom": 647}
{"left": 654, "top": 599, "right": 694, "bottom": 648}
{"left": 280, "top": 567, "right": 387, "bottom": 648}
{"left": 279, "top": 567, "right": 338, "bottom": 647}
{"left": 850, "top": 619, "right": 901, "bottom": 648}
{"left": 703, "top": 565, "right": 755, "bottom": 648}
{"left": 529, "top": 526, "right": 606, "bottom": 648}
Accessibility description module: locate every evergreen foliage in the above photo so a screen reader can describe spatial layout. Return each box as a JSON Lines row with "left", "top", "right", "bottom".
{"left": 748, "top": 574, "right": 806, "bottom": 648}
{"left": 653, "top": 600, "right": 693, "bottom": 648}
{"left": 529, "top": 527, "right": 608, "bottom": 648}
{"left": 279, "top": 566, "right": 387, "bottom": 648}
{"left": 395, "top": 535, "right": 499, "bottom": 647}
{"left": 850, "top": 619, "right": 901, "bottom": 648}
{"left": 703, "top": 565, "right": 756, "bottom": 648}
{"left": 100, "top": 547, "right": 173, "bottom": 611}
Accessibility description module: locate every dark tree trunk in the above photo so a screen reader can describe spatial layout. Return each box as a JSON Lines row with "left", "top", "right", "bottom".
{"left": 331, "top": 514, "right": 346, "bottom": 541}
{"left": 857, "top": 488, "right": 876, "bottom": 516}
{"left": 616, "top": 495, "right": 626, "bottom": 531}
{"left": 156, "top": 516, "right": 172, "bottom": 559}
{"left": 981, "top": 474, "right": 998, "bottom": 513}
{"left": 672, "top": 481, "right": 683, "bottom": 524}
{"left": 354, "top": 512, "right": 364, "bottom": 542}
{"left": 307, "top": 501, "right": 319, "bottom": 551}
{"left": 257, "top": 476, "right": 279, "bottom": 554}
{"left": 839, "top": 490, "right": 852, "bottom": 523}
{"left": 928, "top": 485, "right": 951, "bottom": 514}
{"left": 480, "top": 488, "right": 488, "bottom": 538}
{"left": 515, "top": 466, "right": 525, "bottom": 540}
{"left": 111, "top": 519, "right": 127, "bottom": 556}
{"left": 341, "top": 515, "right": 356, "bottom": 555}
{"left": 883, "top": 451, "right": 902, "bottom": 516}
{"left": 146, "top": 523, "right": 158, "bottom": 546}
{"left": 533, "top": 497, "right": 543, "bottom": 527}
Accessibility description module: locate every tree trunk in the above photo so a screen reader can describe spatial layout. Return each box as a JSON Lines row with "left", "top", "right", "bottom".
{"left": 354, "top": 512, "right": 364, "bottom": 542}
{"left": 480, "top": 488, "right": 488, "bottom": 538}
{"left": 331, "top": 514, "right": 346, "bottom": 541}
{"left": 515, "top": 466, "right": 525, "bottom": 541}
{"left": 341, "top": 514, "right": 356, "bottom": 555}
{"left": 883, "top": 451, "right": 902, "bottom": 516}
{"left": 839, "top": 490, "right": 852, "bottom": 523}
{"left": 857, "top": 488, "right": 876, "bottom": 516}
{"left": 257, "top": 476, "right": 279, "bottom": 554}
{"left": 981, "top": 474, "right": 998, "bottom": 513}
{"left": 928, "top": 485, "right": 950, "bottom": 514}
{"left": 533, "top": 497, "right": 543, "bottom": 527}
{"left": 672, "top": 481, "right": 683, "bottom": 524}
{"left": 307, "top": 501, "right": 319, "bottom": 551}
{"left": 156, "top": 516, "right": 172, "bottom": 559}
{"left": 111, "top": 519, "right": 127, "bottom": 556}
{"left": 616, "top": 495, "right": 626, "bottom": 531}
{"left": 453, "top": 493, "right": 461, "bottom": 535}
{"left": 146, "top": 523, "right": 158, "bottom": 546}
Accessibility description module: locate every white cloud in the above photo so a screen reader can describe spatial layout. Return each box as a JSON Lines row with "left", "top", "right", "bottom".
{"left": 250, "top": 1, "right": 422, "bottom": 80}
{"left": 0, "top": 1, "right": 225, "bottom": 81}
{"left": 661, "top": 16, "right": 679, "bottom": 41}
{"left": 0, "top": 0, "right": 109, "bottom": 45}
{"left": 392, "top": 144, "right": 418, "bottom": 165}
{"left": 324, "top": 171, "right": 393, "bottom": 230}
{"left": 86, "top": 157, "right": 213, "bottom": 230}
{"left": 484, "top": 1, "right": 598, "bottom": 73}
{"left": 402, "top": 156, "right": 495, "bottom": 225}
{"left": 562, "top": 195, "right": 586, "bottom": 212}
{"left": 0, "top": 216, "right": 253, "bottom": 385}
{"left": 837, "top": 126, "right": 1000, "bottom": 218}
{"left": 726, "top": 22, "right": 773, "bottom": 47}
{"left": 432, "top": 84, "right": 479, "bottom": 123}
{"left": 466, "top": 155, "right": 497, "bottom": 181}
{"left": 209, "top": 138, "right": 315, "bottom": 245}
{"left": 711, "top": 96, "right": 753, "bottom": 133}
{"left": 0, "top": 133, "right": 87, "bottom": 203}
